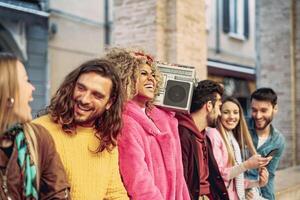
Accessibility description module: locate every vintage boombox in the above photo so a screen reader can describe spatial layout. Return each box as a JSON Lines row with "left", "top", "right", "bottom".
{"left": 154, "top": 63, "right": 197, "bottom": 113}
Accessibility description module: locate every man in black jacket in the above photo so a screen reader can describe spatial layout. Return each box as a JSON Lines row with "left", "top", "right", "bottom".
{"left": 176, "top": 80, "right": 229, "bottom": 200}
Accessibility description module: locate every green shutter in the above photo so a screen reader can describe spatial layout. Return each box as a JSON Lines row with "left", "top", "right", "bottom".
{"left": 244, "top": 0, "right": 249, "bottom": 39}
{"left": 223, "top": 0, "right": 230, "bottom": 33}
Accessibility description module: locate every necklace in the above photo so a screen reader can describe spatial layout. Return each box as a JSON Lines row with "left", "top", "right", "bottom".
{"left": 0, "top": 168, "right": 12, "bottom": 200}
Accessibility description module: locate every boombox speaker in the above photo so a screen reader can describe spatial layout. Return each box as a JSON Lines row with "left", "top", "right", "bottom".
{"left": 154, "top": 63, "right": 196, "bottom": 113}
{"left": 163, "top": 80, "right": 194, "bottom": 110}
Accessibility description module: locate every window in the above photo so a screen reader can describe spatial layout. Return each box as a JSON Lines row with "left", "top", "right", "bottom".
{"left": 223, "top": 0, "right": 249, "bottom": 40}
{"left": 104, "top": 0, "right": 114, "bottom": 45}
{"left": 205, "top": 0, "right": 212, "bottom": 31}
{"left": 23, "top": 0, "right": 40, "bottom": 2}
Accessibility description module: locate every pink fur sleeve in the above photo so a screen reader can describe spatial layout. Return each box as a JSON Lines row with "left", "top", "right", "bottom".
{"left": 118, "top": 117, "right": 164, "bottom": 200}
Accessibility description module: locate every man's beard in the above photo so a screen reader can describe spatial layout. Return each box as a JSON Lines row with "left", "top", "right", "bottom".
{"left": 73, "top": 100, "right": 98, "bottom": 126}
{"left": 207, "top": 114, "right": 218, "bottom": 128}
{"left": 254, "top": 114, "right": 273, "bottom": 130}
{"left": 74, "top": 114, "right": 98, "bottom": 126}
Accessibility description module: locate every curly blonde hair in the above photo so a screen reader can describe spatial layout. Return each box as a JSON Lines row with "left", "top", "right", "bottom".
{"left": 105, "top": 47, "right": 162, "bottom": 102}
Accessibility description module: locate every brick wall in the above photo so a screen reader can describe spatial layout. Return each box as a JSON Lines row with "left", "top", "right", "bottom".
{"left": 175, "top": 0, "right": 207, "bottom": 80}
{"left": 256, "top": 0, "right": 298, "bottom": 168}
{"left": 296, "top": 0, "right": 300, "bottom": 165}
{"left": 113, "top": 0, "right": 157, "bottom": 54}
{"left": 113, "top": 0, "right": 207, "bottom": 80}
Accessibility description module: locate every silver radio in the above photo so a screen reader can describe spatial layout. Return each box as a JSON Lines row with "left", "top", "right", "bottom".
{"left": 154, "top": 63, "right": 197, "bottom": 113}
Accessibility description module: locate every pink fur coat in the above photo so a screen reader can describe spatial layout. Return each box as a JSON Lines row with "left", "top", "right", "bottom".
{"left": 118, "top": 101, "right": 190, "bottom": 200}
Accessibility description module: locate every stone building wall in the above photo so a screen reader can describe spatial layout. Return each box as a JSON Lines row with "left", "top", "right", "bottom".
{"left": 295, "top": 0, "right": 300, "bottom": 165}
{"left": 113, "top": 0, "right": 207, "bottom": 80}
{"left": 256, "top": 0, "right": 299, "bottom": 168}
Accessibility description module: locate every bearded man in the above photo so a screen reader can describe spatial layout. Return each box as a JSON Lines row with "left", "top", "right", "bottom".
{"left": 176, "top": 80, "right": 229, "bottom": 200}
{"left": 247, "top": 87, "right": 285, "bottom": 200}
{"left": 33, "top": 59, "right": 128, "bottom": 200}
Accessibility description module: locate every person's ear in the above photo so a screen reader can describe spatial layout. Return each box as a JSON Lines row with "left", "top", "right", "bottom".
{"left": 273, "top": 104, "right": 278, "bottom": 114}
{"left": 105, "top": 99, "right": 113, "bottom": 110}
{"left": 206, "top": 101, "right": 213, "bottom": 112}
{"left": 7, "top": 97, "right": 15, "bottom": 108}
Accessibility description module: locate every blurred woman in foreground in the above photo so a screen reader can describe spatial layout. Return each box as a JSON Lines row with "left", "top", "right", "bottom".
{"left": 0, "top": 53, "right": 70, "bottom": 200}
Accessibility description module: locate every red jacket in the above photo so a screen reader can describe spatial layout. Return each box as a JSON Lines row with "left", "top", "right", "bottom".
{"left": 176, "top": 113, "right": 229, "bottom": 200}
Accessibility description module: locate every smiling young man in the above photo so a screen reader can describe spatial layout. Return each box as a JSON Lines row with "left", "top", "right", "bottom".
{"left": 176, "top": 80, "right": 229, "bottom": 200}
{"left": 247, "top": 88, "right": 285, "bottom": 200}
{"left": 33, "top": 59, "right": 128, "bottom": 200}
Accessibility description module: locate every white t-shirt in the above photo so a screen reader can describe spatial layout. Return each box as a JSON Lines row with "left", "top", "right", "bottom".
{"left": 257, "top": 136, "right": 269, "bottom": 148}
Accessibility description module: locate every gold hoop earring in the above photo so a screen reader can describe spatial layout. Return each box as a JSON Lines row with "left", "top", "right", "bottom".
{"left": 7, "top": 97, "right": 15, "bottom": 108}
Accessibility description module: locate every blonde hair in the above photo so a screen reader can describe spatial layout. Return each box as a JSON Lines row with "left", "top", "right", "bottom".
{"left": 217, "top": 97, "right": 256, "bottom": 166}
{"left": 0, "top": 53, "right": 20, "bottom": 133}
{"left": 105, "top": 47, "right": 162, "bottom": 102}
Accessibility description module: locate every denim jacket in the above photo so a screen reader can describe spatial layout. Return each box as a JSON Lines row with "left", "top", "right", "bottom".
{"left": 246, "top": 118, "right": 285, "bottom": 200}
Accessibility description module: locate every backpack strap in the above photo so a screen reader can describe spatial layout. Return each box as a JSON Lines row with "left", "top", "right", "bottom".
{"left": 23, "top": 123, "right": 40, "bottom": 190}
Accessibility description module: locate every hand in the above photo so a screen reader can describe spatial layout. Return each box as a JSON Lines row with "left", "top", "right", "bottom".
{"left": 243, "top": 154, "right": 271, "bottom": 170}
{"left": 258, "top": 167, "right": 269, "bottom": 187}
{"left": 246, "top": 190, "right": 254, "bottom": 200}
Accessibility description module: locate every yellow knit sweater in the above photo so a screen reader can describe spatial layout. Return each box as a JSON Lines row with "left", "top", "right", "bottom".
{"left": 33, "top": 115, "right": 128, "bottom": 200}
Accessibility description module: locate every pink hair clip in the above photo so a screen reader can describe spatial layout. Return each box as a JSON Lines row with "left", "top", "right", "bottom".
{"left": 133, "top": 52, "right": 154, "bottom": 63}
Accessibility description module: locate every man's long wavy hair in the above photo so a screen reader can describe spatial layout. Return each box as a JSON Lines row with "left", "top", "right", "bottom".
{"left": 105, "top": 47, "right": 162, "bottom": 103}
{"left": 47, "top": 59, "right": 123, "bottom": 153}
